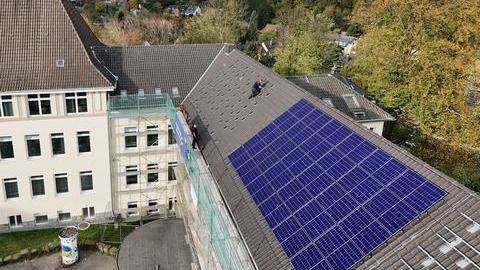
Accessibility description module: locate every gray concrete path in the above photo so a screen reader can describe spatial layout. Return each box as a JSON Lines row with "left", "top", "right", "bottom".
{"left": 0, "top": 250, "right": 115, "bottom": 270}
{"left": 118, "top": 219, "right": 193, "bottom": 270}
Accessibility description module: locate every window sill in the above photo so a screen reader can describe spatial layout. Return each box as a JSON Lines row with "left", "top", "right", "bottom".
{"left": 80, "top": 189, "right": 94, "bottom": 194}
{"left": 56, "top": 192, "right": 69, "bottom": 196}
{"left": 27, "top": 156, "right": 42, "bottom": 160}
{"left": 32, "top": 195, "right": 46, "bottom": 199}
{"left": 0, "top": 158, "right": 15, "bottom": 162}
{"left": 5, "top": 197, "right": 20, "bottom": 201}
{"left": 52, "top": 154, "right": 66, "bottom": 158}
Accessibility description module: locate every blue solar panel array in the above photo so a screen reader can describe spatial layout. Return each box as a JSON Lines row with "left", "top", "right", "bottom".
{"left": 228, "top": 99, "right": 447, "bottom": 270}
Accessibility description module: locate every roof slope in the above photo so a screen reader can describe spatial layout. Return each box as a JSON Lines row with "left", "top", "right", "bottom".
{"left": 0, "top": 0, "right": 113, "bottom": 92}
{"left": 288, "top": 74, "right": 394, "bottom": 122}
{"left": 183, "top": 49, "right": 480, "bottom": 269}
{"left": 92, "top": 44, "right": 225, "bottom": 104}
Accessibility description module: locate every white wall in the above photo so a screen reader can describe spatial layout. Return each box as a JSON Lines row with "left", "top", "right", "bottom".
{"left": 361, "top": 121, "right": 385, "bottom": 136}
{"left": 0, "top": 91, "right": 112, "bottom": 229}
{"left": 109, "top": 114, "right": 179, "bottom": 218}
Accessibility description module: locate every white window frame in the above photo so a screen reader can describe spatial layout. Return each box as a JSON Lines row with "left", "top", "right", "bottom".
{"left": 30, "top": 175, "right": 45, "bottom": 197}
{"left": 148, "top": 200, "right": 158, "bottom": 214}
{"left": 0, "top": 136, "right": 14, "bottom": 160}
{"left": 58, "top": 211, "right": 72, "bottom": 222}
{"left": 127, "top": 201, "right": 139, "bottom": 216}
{"left": 3, "top": 178, "right": 19, "bottom": 199}
{"left": 55, "top": 173, "right": 69, "bottom": 194}
{"left": 8, "top": 215, "right": 22, "bottom": 227}
{"left": 168, "top": 162, "right": 177, "bottom": 181}
{"left": 0, "top": 96, "right": 14, "bottom": 117}
{"left": 27, "top": 94, "right": 51, "bottom": 116}
{"left": 126, "top": 165, "right": 138, "bottom": 185}
{"left": 124, "top": 127, "right": 138, "bottom": 149}
{"left": 146, "top": 125, "right": 159, "bottom": 147}
{"left": 147, "top": 163, "right": 159, "bottom": 183}
{"left": 34, "top": 214, "right": 49, "bottom": 225}
{"left": 65, "top": 92, "right": 88, "bottom": 114}
{"left": 26, "top": 135, "right": 41, "bottom": 158}
{"left": 77, "top": 131, "right": 91, "bottom": 153}
{"left": 82, "top": 206, "right": 95, "bottom": 219}
{"left": 51, "top": 133, "right": 65, "bottom": 156}
{"left": 80, "top": 171, "right": 93, "bottom": 191}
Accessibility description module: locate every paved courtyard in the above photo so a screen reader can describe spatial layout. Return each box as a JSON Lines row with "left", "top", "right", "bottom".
{"left": 0, "top": 250, "right": 115, "bottom": 270}
{"left": 118, "top": 219, "right": 194, "bottom": 270}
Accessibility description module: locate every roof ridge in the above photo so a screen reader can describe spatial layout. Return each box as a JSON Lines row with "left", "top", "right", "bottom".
{"left": 59, "top": 0, "right": 114, "bottom": 88}
{"left": 181, "top": 44, "right": 227, "bottom": 104}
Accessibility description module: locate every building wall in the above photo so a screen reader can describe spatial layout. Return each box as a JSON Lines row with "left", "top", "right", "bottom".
{"left": 361, "top": 121, "right": 385, "bottom": 136}
{"left": 0, "top": 91, "right": 112, "bottom": 230}
{"left": 109, "top": 113, "right": 179, "bottom": 219}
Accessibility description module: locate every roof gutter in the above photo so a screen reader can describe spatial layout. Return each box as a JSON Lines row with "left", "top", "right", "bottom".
{"left": 0, "top": 87, "right": 115, "bottom": 96}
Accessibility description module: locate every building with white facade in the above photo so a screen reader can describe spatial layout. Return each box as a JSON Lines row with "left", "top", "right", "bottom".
{"left": 0, "top": 0, "right": 224, "bottom": 231}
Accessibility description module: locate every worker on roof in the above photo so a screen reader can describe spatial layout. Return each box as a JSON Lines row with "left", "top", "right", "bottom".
{"left": 248, "top": 79, "right": 267, "bottom": 99}
{"left": 191, "top": 124, "right": 199, "bottom": 150}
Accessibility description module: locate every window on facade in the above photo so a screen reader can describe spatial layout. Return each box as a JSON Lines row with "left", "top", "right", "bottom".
{"left": 168, "top": 197, "right": 177, "bottom": 210}
{"left": 147, "top": 163, "right": 159, "bottom": 183}
{"left": 8, "top": 215, "right": 22, "bottom": 227}
{"left": 77, "top": 131, "right": 91, "bottom": 153}
{"left": 146, "top": 125, "right": 159, "bottom": 147}
{"left": 168, "top": 125, "right": 176, "bottom": 145}
{"left": 66, "top": 92, "right": 87, "bottom": 114}
{"left": 168, "top": 162, "right": 177, "bottom": 181}
{"left": 26, "top": 135, "right": 41, "bottom": 157}
{"left": 126, "top": 165, "right": 138, "bottom": 185}
{"left": 0, "top": 96, "right": 14, "bottom": 117}
{"left": 127, "top": 202, "right": 138, "bottom": 216}
{"left": 31, "top": 175, "right": 45, "bottom": 196}
{"left": 34, "top": 214, "right": 48, "bottom": 224}
{"left": 51, "top": 133, "right": 65, "bottom": 155}
{"left": 28, "top": 94, "right": 51, "bottom": 116}
{"left": 55, "top": 173, "right": 68, "bottom": 193}
{"left": 155, "top": 88, "right": 162, "bottom": 95}
{"left": 82, "top": 207, "right": 95, "bottom": 218}
{"left": 3, "top": 178, "right": 18, "bottom": 199}
{"left": 58, "top": 212, "right": 71, "bottom": 222}
{"left": 0, "top": 136, "right": 14, "bottom": 159}
{"left": 80, "top": 171, "right": 93, "bottom": 191}
{"left": 124, "top": 127, "right": 137, "bottom": 149}
{"left": 148, "top": 200, "right": 158, "bottom": 214}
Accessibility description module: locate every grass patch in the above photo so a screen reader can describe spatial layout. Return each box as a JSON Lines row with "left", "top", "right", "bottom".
{"left": 0, "top": 222, "right": 143, "bottom": 258}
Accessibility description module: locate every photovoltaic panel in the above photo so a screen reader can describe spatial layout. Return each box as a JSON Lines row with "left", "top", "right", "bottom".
{"left": 228, "top": 99, "right": 447, "bottom": 270}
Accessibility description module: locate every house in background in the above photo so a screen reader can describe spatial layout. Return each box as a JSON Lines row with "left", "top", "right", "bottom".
{"left": 288, "top": 72, "right": 395, "bottom": 136}
{"left": 327, "top": 33, "right": 357, "bottom": 59}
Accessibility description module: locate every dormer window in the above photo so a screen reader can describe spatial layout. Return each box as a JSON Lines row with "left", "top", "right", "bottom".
{"left": 56, "top": 59, "right": 65, "bottom": 68}
{"left": 342, "top": 94, "right": 360, "bottom": 109}
{"left": 172, "top": 87, "right": 180, "bottom": 98}
{"left": 322, "top": 98, "right": 334, "bottom": 107}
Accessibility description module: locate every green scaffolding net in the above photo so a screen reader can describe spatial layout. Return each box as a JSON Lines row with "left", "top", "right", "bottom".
{"left": 166, "top": 96, "right": 247, "bottom": 270}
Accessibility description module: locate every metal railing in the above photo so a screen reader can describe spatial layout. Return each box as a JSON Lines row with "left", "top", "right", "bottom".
{"left": 108, "top": 94, "right": 167, "bottom": 112}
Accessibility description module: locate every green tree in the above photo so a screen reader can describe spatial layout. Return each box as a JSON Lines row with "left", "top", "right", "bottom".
{"left": 273, "top": 6, "right": 342, "bottom": 76}
{"left": 345, "top": 0, "right": 480, "bottom": 149}
{"left": 178, "top": 0, "right": 249, "bottom": 44}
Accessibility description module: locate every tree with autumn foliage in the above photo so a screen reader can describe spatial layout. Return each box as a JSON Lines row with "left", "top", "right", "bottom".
{"left": 344, "top": 0, "right": 480, "bottom": 190}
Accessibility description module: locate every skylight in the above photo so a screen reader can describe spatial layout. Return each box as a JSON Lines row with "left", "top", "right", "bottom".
{"left": 56, "top": 59, "right": 65, "bottom": 68}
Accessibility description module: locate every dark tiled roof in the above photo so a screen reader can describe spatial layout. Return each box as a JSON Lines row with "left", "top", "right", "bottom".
{"left": 0, "top": 0, "right": 114, "bottom": 92}
{"left": 92, "top": 44, "right": 225, "bottom": 105}
{"left": 288, "top": 74, "right": 394, "bottom": 122}
{"left": 183, "top": 49, "right": 480, "bottom": 269}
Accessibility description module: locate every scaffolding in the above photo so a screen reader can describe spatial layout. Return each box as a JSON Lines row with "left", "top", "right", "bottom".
{"left": 108, "top": 94, "right": 178, "bottom": 223}
{"left": 167, "top": 98, "right": 255, "bottom": 270}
